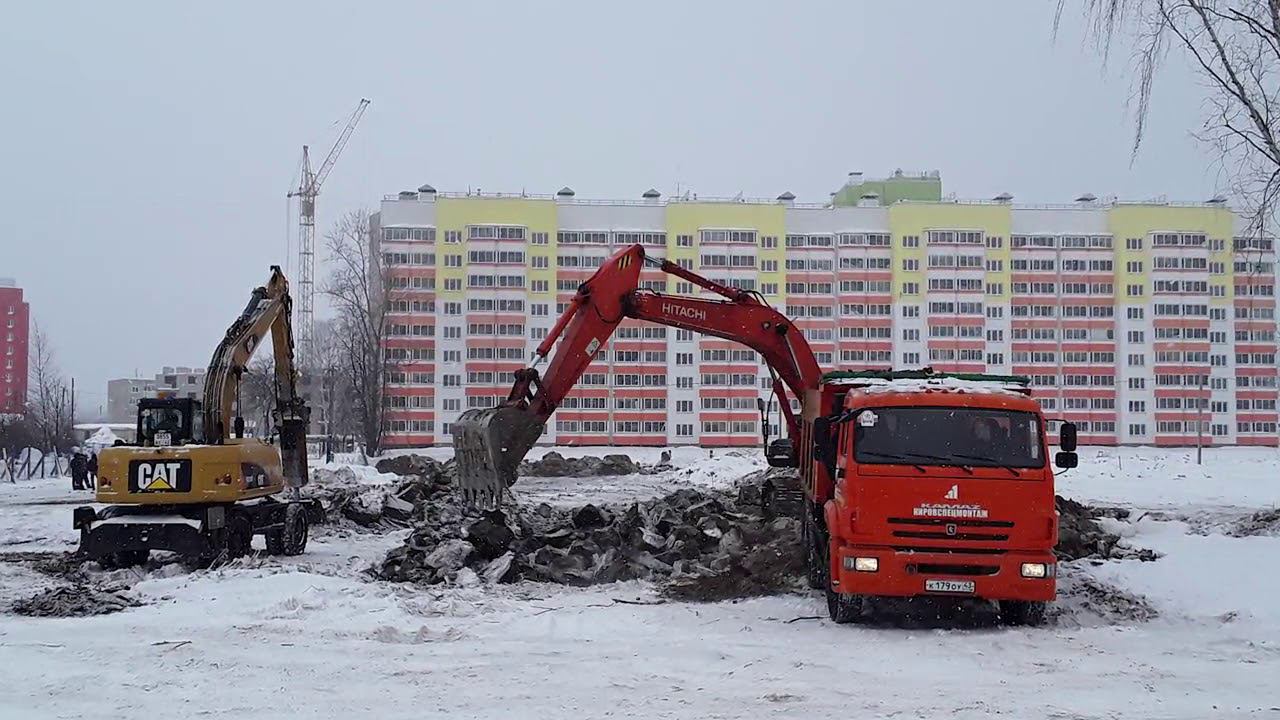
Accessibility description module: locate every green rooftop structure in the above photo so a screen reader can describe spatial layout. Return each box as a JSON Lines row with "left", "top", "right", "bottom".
{"left": 831, "top": 170, "right": 942, "bottom": 207}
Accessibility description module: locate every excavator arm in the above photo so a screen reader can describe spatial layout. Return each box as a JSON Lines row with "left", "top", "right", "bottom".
{"left": 453, "top": 244, "right": 822, "bottom": 506}
{"left": 202, "top": 266, "right": 311, "bottom": 488}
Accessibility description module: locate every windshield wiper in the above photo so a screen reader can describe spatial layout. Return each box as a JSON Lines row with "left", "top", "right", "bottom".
{"left": 946, "top": 453, "right": 1021, "bottom": 477}
{"left": 858, "top": 451, "right": 927, "bottom": 473}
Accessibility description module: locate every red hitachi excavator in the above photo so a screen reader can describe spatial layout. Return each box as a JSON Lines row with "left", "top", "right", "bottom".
{"left": 452, "top": 242, "right": 820, "bottom": 508}
{"left": 455, "top": 243, "right": 1076, "bottom": 624}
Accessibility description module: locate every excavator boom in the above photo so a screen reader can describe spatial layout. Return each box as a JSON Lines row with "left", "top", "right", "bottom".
{"left": 453, "top": 244, "right": 821, "bottom": 507}
{"left": 203, "top": 265, "right": 310, "bottom": 488}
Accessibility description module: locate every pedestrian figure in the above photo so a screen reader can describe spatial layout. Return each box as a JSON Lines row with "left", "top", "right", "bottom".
{"left": 69, "top": 449, "right": 88, "bottom": 491}
{"left": 87, "top": 452, "right": 98, "bottom": 490}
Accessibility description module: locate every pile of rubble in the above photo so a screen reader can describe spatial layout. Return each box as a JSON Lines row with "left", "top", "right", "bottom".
{"left": 517, "top": 451, "right": 645, "bottom": 477}
{"left": 360, "top": 453, "right": 1150, "bottom": 601}
{"left": 310, "top": 451, "right": 665, "bottom": 531}
{"left": 1056, "top": 497, "right": 1158, "bottom": 562}
{"left": 374, "top": 483, "right": 804, "bottom": 600}
{"left": 1229, "top": 507, "right": 1280, "bottom": 537}
{"left": 307, "top": 458, "right": 456, "bottom": 529}
{"left": 11, "top": 586, "right": 140, "bottom": 617}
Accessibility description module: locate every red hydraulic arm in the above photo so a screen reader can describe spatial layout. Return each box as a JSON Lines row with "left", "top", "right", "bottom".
{"left": 505, "top": 243, "right": 821, "bottom": 443}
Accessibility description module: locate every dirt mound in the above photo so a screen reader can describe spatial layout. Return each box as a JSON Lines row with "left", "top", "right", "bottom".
{"left": 11, "top": 585, "right": 140, "bottom": 617}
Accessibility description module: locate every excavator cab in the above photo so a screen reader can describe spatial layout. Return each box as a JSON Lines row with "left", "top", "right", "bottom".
{"left": 136, "top": 397, "right": 202, "bottom": 448}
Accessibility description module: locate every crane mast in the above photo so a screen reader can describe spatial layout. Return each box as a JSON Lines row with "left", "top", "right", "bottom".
{"left": 288, "top": 97, "right": 370, "bottom": 367}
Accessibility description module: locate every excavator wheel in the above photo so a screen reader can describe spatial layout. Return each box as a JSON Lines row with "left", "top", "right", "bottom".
{"left": 224, "top": 513, "right": 254, "bottom": 560}
{"left": 281, "top": 503, "right": 309, "bottom": 556}
{"left": 265, "top": 526, "right": 285, "bottom": 555}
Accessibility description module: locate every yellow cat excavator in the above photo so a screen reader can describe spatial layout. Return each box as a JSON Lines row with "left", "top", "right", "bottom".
{"left": 74, "top": 267, "right": 319, "bottom": 567}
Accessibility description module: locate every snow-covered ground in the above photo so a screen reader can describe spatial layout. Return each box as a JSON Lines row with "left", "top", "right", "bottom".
{"left": 1, "top": 447, "right": 1278, "bottom": 719}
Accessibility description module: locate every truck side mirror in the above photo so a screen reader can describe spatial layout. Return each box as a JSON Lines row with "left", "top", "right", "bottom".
{"left": 1055, "top": 451, "right": 1079, "bottom": 469}
{"left": 812, "top": 416, "right": 830, "bottom": 454}
{"left": 1059, "top": 421, "right": 1078, "bottom": 452}
{"left": 756, "top": 397, "right": 766, "bottom": 413}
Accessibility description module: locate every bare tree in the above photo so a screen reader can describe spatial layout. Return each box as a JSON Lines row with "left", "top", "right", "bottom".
{"left": 239, "top": 354, "right": 277, "bottom": 438}
{"left": 312, "top": 318, "right": 358, "bottom": 440}
{"left": 26, "top": 323, "right": 73, "bottom": 453}
{"left": 1058, "top": 1, "right": 1280, "bottom": 237}
{"left": 322, "top": 209, "right": 390, "bottom": 456}
{"left": 0, "top": 414, "right": 38, "bottom": 482}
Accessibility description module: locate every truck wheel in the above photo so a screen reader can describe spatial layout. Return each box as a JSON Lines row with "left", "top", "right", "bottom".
{"left": 1002, "top": 600, "right": 1048, "bottom": 627}
{"left": 826, "top": 586, "right": 861, "bottom": 624}
{"left": 282, "top": 503, "right": 309, "bottom": 556}
{"left": 803, "top": 510, "right": 825, "bottom": 590}
{"left": 225, "top": 513, "right": 254, "bottom": 560}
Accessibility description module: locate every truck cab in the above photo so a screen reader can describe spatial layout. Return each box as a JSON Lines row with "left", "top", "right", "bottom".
{"left": 803, "top": 370, "right": 1078, "bottom": 625}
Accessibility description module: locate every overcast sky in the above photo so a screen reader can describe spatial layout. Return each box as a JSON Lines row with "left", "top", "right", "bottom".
{"left": 0, "top": 1, "right": 1211, "bottom": 418}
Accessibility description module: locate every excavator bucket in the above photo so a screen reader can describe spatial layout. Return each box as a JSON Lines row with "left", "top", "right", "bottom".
{"left": 452, "top": 406, "right": 546, "bottom": 508}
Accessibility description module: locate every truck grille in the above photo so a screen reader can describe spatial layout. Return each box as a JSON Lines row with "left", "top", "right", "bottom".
{"left": 887, "top": 517, "right": 1013, "bottom": 545}
{"left": 910, "top": 563, "right": 1000, "bottom": 576}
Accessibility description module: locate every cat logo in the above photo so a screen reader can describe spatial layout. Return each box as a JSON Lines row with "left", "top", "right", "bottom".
{"left": 944, "top": 485, "right": 959, "bottom": 500}
{"left": 129, "top": 459, "right": 192, "bottom": 493}
{"left": 138, "top": 462, "right": 181, "bottom": 491}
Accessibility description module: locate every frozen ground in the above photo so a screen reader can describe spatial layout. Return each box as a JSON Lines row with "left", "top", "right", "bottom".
{"left": 1, "top": 447, "right": 1278, "bottom": 719}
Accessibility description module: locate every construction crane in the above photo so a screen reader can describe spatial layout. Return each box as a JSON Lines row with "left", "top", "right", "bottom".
{"left": 287, "top": 97, "right": 370, "bottom": 367}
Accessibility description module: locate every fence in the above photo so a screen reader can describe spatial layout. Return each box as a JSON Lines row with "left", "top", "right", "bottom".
{"left": 1, "top": 449, "right": 68, "bottom": 482}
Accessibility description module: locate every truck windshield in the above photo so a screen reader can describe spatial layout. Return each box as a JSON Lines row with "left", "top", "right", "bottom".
{"left": 853, "top": 407, "right": 1045, "bottom": 469}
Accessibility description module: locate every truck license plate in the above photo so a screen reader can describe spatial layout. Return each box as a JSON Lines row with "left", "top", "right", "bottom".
{"left": 925, "top": 579, "right": 975, "bottom": 594}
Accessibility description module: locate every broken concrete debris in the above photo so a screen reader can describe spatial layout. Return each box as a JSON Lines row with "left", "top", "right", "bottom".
{"left": 1230, "top": 507, "right": 1280, "bottom": 537}
{"left": 308, "top": 458, "right": 456, "bottom": 529}
{"left": 12, "top": 586, "right": 141, "bottom": 617}
{"left": 516, "top": 451, "right": 642, "bottom": 478}
{"left": 373, "top": 478, "right": 805, "bottom": 600}
{"left": 1055, "top": 496, "right": 1159, "bottom": 562}
{"left": 358, "top": 453, "right": 1151, "bottom": 601}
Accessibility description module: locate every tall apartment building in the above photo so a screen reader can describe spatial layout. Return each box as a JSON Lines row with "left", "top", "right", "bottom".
{"left": 106, "top": 366, "right": 206, "bottom": 422}
{"left": 0, "top": 278, "right": 30, "bottom": 416}
{"left": 376, "top": 178, "right": 1278, "bottom": 449}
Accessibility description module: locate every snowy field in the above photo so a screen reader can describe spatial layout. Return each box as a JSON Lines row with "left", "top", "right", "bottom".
{"left": 1, "top": 446, "right": 1278, "bottom": 719}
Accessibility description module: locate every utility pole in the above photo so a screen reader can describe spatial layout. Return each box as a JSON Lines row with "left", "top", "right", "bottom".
{"left": 1196, "top": 374, "right": 1205, "bottom": 465}
{"left": 325, "top": 367, "right": 336, "bottom": 463}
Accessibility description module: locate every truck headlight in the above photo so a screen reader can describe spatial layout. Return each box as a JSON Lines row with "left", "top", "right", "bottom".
{"left": 1020, "top": 562, "right": 1050, "bottom": 578}
{"left": 843, "top": 556, "right": 878, "bottom": 572}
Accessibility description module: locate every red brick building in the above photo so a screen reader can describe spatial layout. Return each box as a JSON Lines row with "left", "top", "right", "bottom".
{"left": 0, "top": 279, "right": 30, "bottom": 415}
